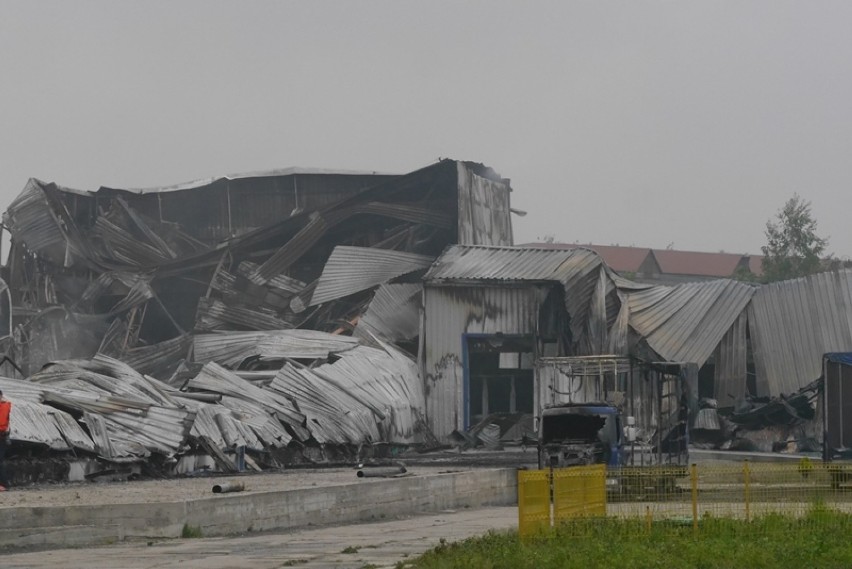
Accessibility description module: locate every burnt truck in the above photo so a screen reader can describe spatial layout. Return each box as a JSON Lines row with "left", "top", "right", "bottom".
{"left": 535, "top": 356, "right": 693, "bottom": 470}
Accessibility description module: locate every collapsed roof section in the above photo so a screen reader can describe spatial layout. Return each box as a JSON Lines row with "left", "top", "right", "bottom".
{"left": 0, "top": 159, "right": 513, "bottom": 466}
{"left": 2, "top": 160, "right": 514, "bottom": 376}
{"left": 0, "top": 335, "right": 425, "bottom": 463}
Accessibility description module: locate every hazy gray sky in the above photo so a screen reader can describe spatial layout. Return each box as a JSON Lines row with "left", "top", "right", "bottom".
{"left": 2, "top": 1, "right": 851, "bottom": 257}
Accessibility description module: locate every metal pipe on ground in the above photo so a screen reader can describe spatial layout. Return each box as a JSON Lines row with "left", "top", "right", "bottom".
{"left": 356, "top": 466, "right": 407, "bottom": 478}
{"left": 212, "top": 482, "right": 245, "bottom": 493}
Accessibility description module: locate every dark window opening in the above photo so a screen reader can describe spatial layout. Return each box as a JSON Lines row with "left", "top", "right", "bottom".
{"left": 466, "top": 335, "right": 534, "bottom": 426}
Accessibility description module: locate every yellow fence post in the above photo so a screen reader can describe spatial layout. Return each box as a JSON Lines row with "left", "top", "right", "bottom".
{"left": 553, "top": 464, "right": 607, "bottom": 524}
{"left": 743, "top": 460, "right": 751, "bottom": 522}
{"left": 518, "top": 469, "right": 551, "bottom": 539}
{"left": 690, "top": 463, "right": 699, "bottom": 535}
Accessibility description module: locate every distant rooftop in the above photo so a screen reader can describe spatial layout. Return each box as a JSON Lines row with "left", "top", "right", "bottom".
{"left": 520, "top": 242, "right": 763, "bottom": 278}
{"left": 652, "top": 249, "right": 747, "bottom": 277}
{"left": 519, "top": 243, "right": 650, "bottom": 273}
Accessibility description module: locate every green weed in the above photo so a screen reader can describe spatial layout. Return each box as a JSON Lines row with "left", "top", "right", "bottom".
{"left": 180, "top": 524, "right": 203, "bottom": 539}
{"left": 404, "top": 507, "right": 852, "bottom": 569}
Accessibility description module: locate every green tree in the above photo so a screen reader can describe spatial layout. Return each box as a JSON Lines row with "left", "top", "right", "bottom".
{"left": 761, "top": 194, "right": 828, "bottom": 282}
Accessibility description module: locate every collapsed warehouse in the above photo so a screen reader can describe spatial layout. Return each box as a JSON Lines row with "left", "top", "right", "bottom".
{"left": 0, "top": 160, "right": 513, "bottom": 479}
{"left": 0, "top": 158, "right": 851, "bottom": 482}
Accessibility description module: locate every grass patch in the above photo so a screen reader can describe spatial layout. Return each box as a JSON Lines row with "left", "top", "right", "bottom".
{"left": 180, "top": 524, "right": 203, "bottom": 539}
{"left": 280, "top": 561, "right": 308, "bottom": 567}
{"left": 341, "top": 545, "right": 361, "bottom": 554}
{"left": 403, "top": 507, "right": 852, "bottom": 569}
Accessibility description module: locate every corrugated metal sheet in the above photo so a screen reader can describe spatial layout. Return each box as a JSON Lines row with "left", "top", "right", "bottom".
{"left": 28, "top": 355, "right": 196, "bottom": 459}
{"left": 2, "top": 179, "right": 69, "bottom": 264}
{"left": 30, "top": 355, "right": 182, "bottom": 407}
{"left": 423, "top": 285, "right": 543, "bottom": 438}
{"left": 92, "top": 216, "right": 172, "bottom": 266}
{"left": 628, "top": 279, "right": 756, "bottom": 365}
{"left": 239, "top": 261, "right": 306, "bottom": 294}
{"left": 267, "top": 340, "right": 425, "bottom": 444}
{"left": 310, "top": 246, "right": 434, "bottom": 306}
{"left": 51, "top": 406, "right": 98, "bottom": 452}
{"left": 5, "top": 399, "right": 71, "bottom": 450}
{"left": 424, "top": 245, "right": 614, "bottom": 355}
{"left": 253, "top": 212, "right": 330, "bottom": 283}
{"left": 353, "top": 202, "right": 453, "bottom": 230}
{"left": 750, "top": 269, "right": 852, "bottom": 396}
{"left": 176, "top": 395, "right": 283, "bottom": 451}
{"left": 120, "top": 333, "right": 193, "bottom": 379}
{"left": 425, "top": 245, "right": 577, "bottom": 281}
{"left": 714, "top": 311, "right": 749, "bottom": 407}
{"left": 456, "top": 162, "right": 513, "bottom": 246}
{"left": 268, "top": 363, "right": 381, "bottom": 444}
{"left": 193, "top": 329, "right": 360, "bottom": 368}
{"left": 186, "top": 362, "right": 304, "bottom": 426}
{"left": 354, "top": 284, "right": 422, "bottom": 343}
{"left": 195, "top": 297, "right": 293, "bottom": 331}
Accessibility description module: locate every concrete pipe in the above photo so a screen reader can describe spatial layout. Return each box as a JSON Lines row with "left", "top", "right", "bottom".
{"left": 212, "top": 482, "right": 245, "bottom": 493}
{"left": 356, "top": 466, "right": 407, "bottom": 478}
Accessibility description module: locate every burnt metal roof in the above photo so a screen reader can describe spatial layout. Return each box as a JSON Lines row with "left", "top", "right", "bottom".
{"left": 750, "top": 269, "right": 852, "bottom": 396}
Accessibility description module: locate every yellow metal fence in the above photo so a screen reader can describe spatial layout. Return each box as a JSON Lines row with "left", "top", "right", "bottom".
{"left": 518, "top": 460, "right": 852, "bottom": 537}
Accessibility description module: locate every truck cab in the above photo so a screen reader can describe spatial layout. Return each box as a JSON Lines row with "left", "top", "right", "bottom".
{"left": 537, "top": 403, "right": 627, "bottom": 469}
{"left": 535, "top": 356, "right": 692, "bottom": 470}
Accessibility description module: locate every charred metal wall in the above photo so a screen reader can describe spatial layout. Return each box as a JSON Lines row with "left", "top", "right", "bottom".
{"left": 750, "top": 270, "right": 852, "bottom": 397}
{"left": 96, "top": 173, "right": 390, "bottom": 243}
{"left": 456, "top": 162, "right": 513, "bottom": 246}
{"left": 713, "top": 311, "right": 749, "bottom": 407}
{"left": 422, "top": 284, "right": 548, "bottom": 439}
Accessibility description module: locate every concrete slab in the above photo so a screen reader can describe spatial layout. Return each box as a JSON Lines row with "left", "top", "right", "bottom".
{"left": 0, "top": 468, "right": 518, "bottom": 550}
{"left": 2, "top": 506, "right": 519, "bottom": 569}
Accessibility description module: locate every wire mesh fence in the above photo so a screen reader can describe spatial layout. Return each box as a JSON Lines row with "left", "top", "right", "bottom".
{"left": 518, "top": 460, "right": 852, "bottom": 538}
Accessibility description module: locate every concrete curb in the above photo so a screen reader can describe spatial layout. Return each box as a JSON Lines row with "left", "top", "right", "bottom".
{"left": 0, "top": 468, "right": 518, "bottom": 550}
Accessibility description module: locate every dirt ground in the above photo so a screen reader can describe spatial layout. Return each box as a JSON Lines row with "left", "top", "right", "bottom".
{"left": 0, "top": 447, "right": 538, "bottom": 510}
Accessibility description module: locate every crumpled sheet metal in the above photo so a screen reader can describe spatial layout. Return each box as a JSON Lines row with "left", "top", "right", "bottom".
{"left": 176, "top": 381, "right": 292, "bottom": 450}
{"left": 7, "top": 400, "right": 75, "bottom": 451}
{"left": 268, "top": 364, "right": 380, "bottom": 444}
{"left": 354, "top": 283, "right": 422, "bottom": 343}
{"left": 309, "top": 246, "right": 434, "bottom": 306}
{"left": 0, "top": 377, "right": 96, "bottom": 452}
{"left": 186, "top": 362, "right": 304, "bottom": 427}
{"left": 195, "top": 297, "right": 294, "bottom": 331}
{"left": 628, "top": 279, "right": 755, "bottom": 365}
{"left": 267, "top": 339, "right": 425, "bottom": 444}
{"left": 193, "top": 329, "right": 360, "bottom": 368}
{"left": 27, "top": 355, "right": 195, "bottom": 459}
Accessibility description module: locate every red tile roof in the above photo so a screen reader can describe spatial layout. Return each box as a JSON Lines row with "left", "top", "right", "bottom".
{"left": 519, "top": 243, "right": 650, "bottom": 273}
{"left": 651, "top": 249, "right": 746, "bottom": 277}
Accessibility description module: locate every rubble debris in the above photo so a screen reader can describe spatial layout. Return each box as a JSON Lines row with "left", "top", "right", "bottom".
{"left": 0, "top": 159, "right": 517, "bottom": 481}
{"left": 729, "top": 380, "right": 819, "bottom": 428}
{"left": 451, "top": 413, "right": 535, "bottom": 450}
